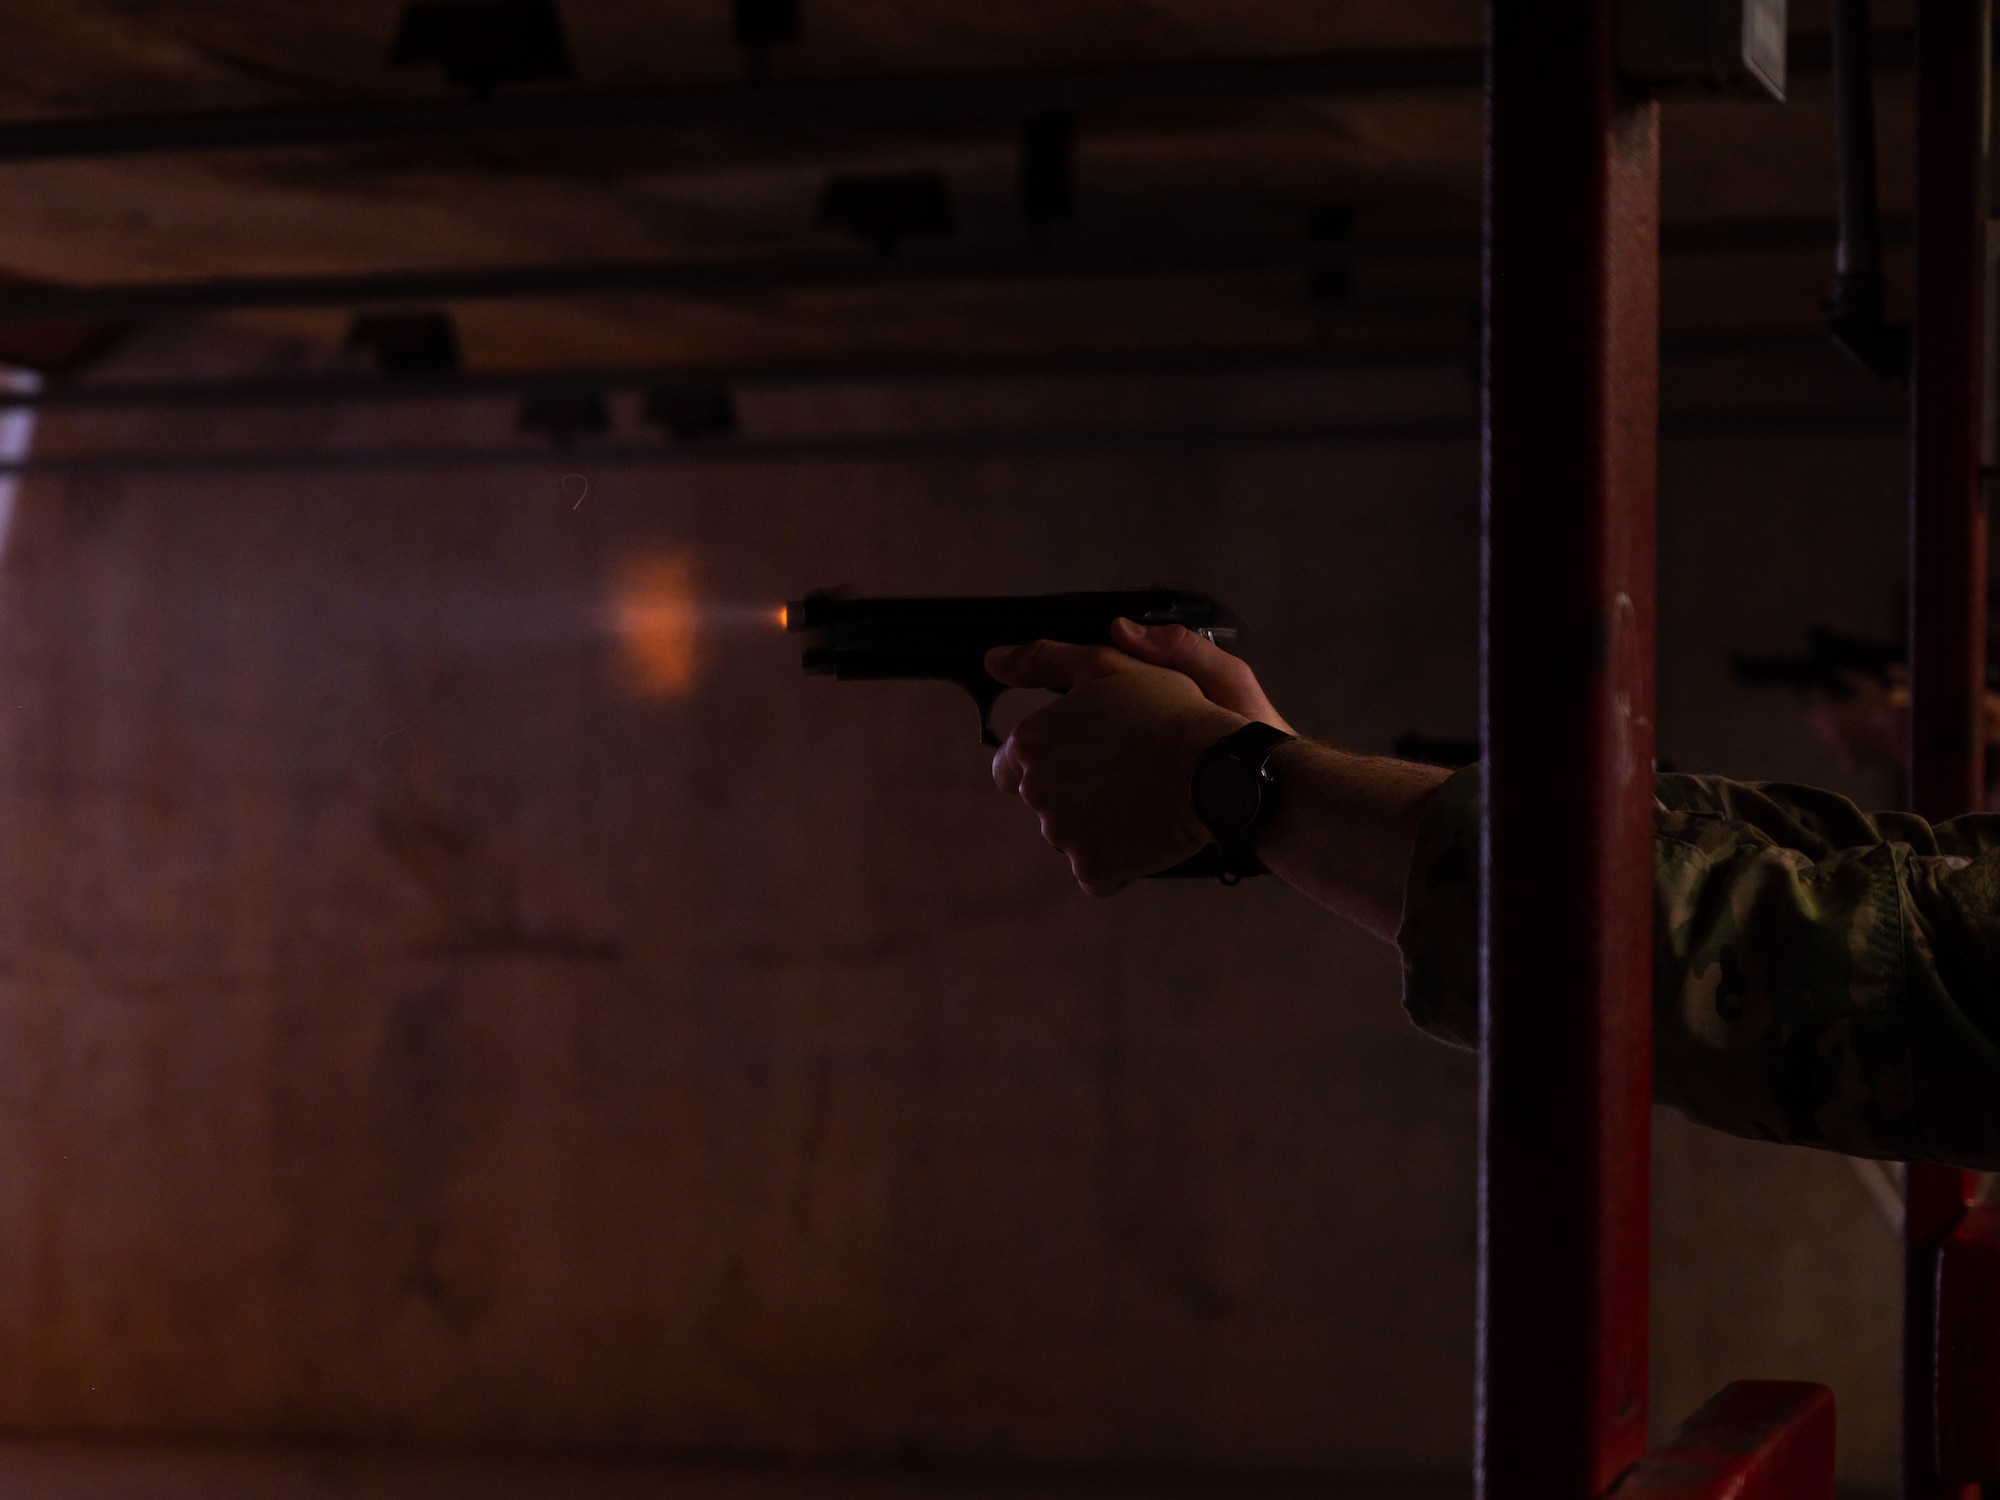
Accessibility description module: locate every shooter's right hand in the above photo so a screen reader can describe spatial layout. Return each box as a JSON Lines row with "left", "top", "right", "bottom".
{"left": 1107, "top": 618, "right": 1297, "bottom": 735}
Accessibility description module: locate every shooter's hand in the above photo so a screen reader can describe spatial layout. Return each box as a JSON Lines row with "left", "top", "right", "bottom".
{"left": 986, "top": 639, "right": 1246, "bottom": 896}
{"left": 1106, "top": 617, "right": 1296, "bottom": 733}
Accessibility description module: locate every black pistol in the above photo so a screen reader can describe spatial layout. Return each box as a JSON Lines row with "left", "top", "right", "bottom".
{"left": 788, "top": 587, "right": 1248, "bottom": 881}
{"left": 1732, "top": 627, "right": 1913, "bottom": 697}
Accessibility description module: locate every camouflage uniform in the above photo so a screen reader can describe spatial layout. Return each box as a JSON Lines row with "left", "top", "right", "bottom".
{"left": 1398, "top": 767, "right": 2000, "bottom": 1168}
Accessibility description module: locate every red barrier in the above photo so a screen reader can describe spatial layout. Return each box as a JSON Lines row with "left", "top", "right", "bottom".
{"left": 1615, "top": 1383, "right": 1836, "bottom": 1500}
{"left": 1938, "top": 1206, "right": 2000, "bottom": 1476}
{"left": 1905, "top": 0, "right": 1992, "bottom": 1491}
{"left": 1481, "top": 1, "right": 1657, "bottom": 1493}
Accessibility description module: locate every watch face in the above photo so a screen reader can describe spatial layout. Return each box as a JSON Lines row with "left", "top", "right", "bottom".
{"left": 1195, "top": 755, "right": 1262, "bottom": 832}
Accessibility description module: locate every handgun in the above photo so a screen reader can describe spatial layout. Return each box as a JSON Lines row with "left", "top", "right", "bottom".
{"left": 787, "top": 587, "right": 1249, "bottom": 881}
{"left": 788, "top": 588, "right": 1242, "bottom": 745}
{"left": 1733, "top": 626, "right": 2000, "bottom": 696}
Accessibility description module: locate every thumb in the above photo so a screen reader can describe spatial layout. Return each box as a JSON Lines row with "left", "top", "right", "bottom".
{"left": 1109, "top": 618, "right": 1292, "bottom": 731}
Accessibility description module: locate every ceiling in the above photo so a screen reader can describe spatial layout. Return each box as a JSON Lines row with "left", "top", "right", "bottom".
{"left": 0, "top": 1, "right": 1931, "bottom": 378}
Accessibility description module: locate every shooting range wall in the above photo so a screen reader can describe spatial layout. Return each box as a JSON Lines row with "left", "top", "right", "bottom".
{"left": 0, "top": 322, "right": 1911, "bottom": 1488}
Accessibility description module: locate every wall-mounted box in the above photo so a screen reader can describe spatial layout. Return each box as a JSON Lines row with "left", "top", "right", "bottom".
{"left": 1619, "top": 0, "right": 1786, "bottom": 101}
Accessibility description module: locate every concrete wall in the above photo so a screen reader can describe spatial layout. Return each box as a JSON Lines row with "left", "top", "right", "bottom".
{"left": 0, "top": 324, "right": 1914, "bottom": 1487}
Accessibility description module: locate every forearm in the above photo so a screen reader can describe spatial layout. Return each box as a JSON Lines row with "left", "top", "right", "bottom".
{"left": 1255, "top": 741, "right": 1451, "bottom": 943}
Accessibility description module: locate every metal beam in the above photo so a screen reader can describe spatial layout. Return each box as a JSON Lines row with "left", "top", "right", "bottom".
{"left": 0, "top": 214, "right": 1906, "bottom": 325}
{"left": 0, "top": 344, "right": 1458, "bottom": 411}
{"left": 0, "top": 405, "right": 1902, "bottom": 477}
{"left": 1904, "top": 0, "right": 1992, "bottom": 1494}
{"left": 0, "top": 32, "right": 1927, "bottom": 166}
{"left": 0, "top": 52, "right": 1485, "bottom": 165}
{"left": 0, "top": 241, "right": 1327, "bottom": 323}
{"left": 0, "top": 329, "right": 1879, "bottom": 413}
{"left": 1482, "top": 0, "right": 1658, "bottom": 1491}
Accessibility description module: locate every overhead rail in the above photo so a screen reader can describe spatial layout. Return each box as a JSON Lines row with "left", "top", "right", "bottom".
{"left": 0, "top": 31, "right": 1932, "bottom": 165}
{"left": 0, "top": 52, "right": 1482, "bottom": 165}
{"left": 0, "top": 329, "right": 1881, "bottom": 413}
{"left": 0, "top": 345, "right": 1453, "bottom": 411}
{"left": 0, "top": 214, "right": 1909, "bottom": 325}
{"left": 0, "top": 240, "right": 1323, "bottom": 322}
{"left": 0, "top": 402, "right": 1907, "bottom": 478}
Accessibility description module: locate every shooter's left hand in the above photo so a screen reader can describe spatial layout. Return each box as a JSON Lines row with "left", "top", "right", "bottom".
{"left": 986, "top": 637, "right": 1244, "bottom": 895}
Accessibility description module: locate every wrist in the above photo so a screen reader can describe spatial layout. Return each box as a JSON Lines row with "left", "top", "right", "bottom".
{"left": 1188, "top": 719, "right": 1297, "bottom": 876}
{"left": 1168, "top": 704, "right": 1250, "bottom": 842}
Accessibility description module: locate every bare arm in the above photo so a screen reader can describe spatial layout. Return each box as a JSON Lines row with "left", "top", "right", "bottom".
{"left": 985, "top": 619, "right": 1445, "bottom": 940}
{"left": 1255, "top": 741, "right": 1449, "bottom": 940}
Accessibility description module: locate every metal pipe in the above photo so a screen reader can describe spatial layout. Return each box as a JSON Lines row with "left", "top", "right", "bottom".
{"left": 1904, "top": 0, "right": 1992, "bottom": 1489}
{"left": 1827, "top": 0, "right": 1909, "bottom": 378}
{"left": 0, "top": 240, "right": 1330, "bottom": 323}
{"left": 0, "top": 344, "right": 1459, "bottom": 411}
{"left": 0, "top": 332, "right": 1873, "bottom": 413}
{"left": 0, "top": 52, "right": 1487, "bottom": 165}
{"left": 0, "top": 33, "right": 1927, "bottom": 166}
{"left": 0, "top": 405, "right": 1902, "bottom": 477}
{"left": 0, "top": 214, "right": 1910, "bottom": 326}
{"left": 1833, "top": 0, "right": 1885, "bottom": 287}
{"left": 1482, "top": 0, "right": 1659, "bottom": 1489}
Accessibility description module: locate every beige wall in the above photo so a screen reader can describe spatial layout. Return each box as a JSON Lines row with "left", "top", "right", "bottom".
{"left": 0, "top": 325, "right": 1913, "bottom": 1486}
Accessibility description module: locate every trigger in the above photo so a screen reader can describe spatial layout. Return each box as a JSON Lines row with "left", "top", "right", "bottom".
{"left": 974, "top": 681, "right": 1005, "bottom": 747}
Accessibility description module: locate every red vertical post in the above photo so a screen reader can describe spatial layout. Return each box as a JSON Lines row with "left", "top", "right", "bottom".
{"left": 1905, "top": 1, "right": 1991, "bottom": 1495}
{"left": 1481, "top": 0, "right": 1658, "bottom": 1495}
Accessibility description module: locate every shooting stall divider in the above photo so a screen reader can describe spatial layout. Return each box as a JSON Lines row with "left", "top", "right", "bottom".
{"left": 1907, "top": 0, "right": 1996, "bottom": 1490}
{"left": 1483, "top": 0, "right": 1836, "bottom": 1492}
{"left": 1482, "top": 0, "right": 1659, "bottom": 1486}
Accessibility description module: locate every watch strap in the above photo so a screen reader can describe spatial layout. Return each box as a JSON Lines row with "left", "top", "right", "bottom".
{"left": 1190, "top": 721, "right": 1295, "bottom": 881}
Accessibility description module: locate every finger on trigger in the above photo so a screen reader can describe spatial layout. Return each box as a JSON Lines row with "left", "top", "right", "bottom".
{"left": 985, "top": 638, "right": 1108, "bottom": 690}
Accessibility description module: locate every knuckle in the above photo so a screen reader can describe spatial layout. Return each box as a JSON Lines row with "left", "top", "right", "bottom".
{"left": 1071, "top": 857, "right": 1123, "bottom": 896}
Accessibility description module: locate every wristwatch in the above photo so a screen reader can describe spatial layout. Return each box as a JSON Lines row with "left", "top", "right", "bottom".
{"left": 1189, "top": 721, "right": 1296, "bottom": 881}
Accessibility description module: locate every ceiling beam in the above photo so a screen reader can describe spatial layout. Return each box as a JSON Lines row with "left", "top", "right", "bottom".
{"left": 0, "top": 344, "right": 1459, "bottom": 410}
{"left": 0, "top": 214, "right": 1904, "bottom": 324}
{"left": 0, "top": 31, "right": 1914, "bottom": 166}
{"left": 0, "top": 403, "right": 1906, "bottom": 478}
{"left": 0, "top": 329, "right": 1866, "bottom": 411}
{"left": 0, "top": 52, "right": 1480, "bottom": 165}
{"left": 0, "top": 241, "right": 1323, "bottom": 321}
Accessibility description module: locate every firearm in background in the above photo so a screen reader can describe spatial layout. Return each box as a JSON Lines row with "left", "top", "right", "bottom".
{"left": 788, "top": 587, "right": 1246, "bottom": 880}
{"left": 1732, "top": 627, "right": 1946, "bottom": 696}
{"left": 1735, "top": 626, "right": 2000, "bottom": 791}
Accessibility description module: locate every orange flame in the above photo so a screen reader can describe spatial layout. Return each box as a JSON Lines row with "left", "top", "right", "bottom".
{"left": 611, "top": 551, "right": 699, "bottom": 697}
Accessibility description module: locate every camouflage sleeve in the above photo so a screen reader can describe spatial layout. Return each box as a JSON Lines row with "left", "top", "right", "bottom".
{"left": 1395, "top": 766, "right": 2000, "bottom": 1168}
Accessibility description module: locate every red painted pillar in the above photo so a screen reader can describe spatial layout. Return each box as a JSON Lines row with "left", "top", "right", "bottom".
{"left": 1905, "top": 1, "right": 1991, "bottom": 1495}
{"left": 1481, "top": 0, "right": 1658, "bottom": 1494}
